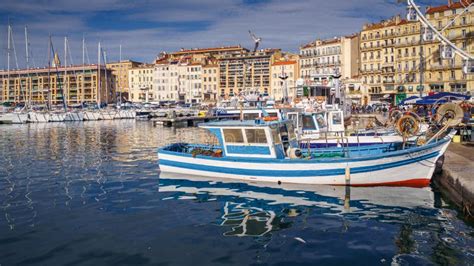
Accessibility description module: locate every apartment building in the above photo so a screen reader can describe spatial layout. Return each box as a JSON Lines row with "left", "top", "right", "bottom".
{"left": 270, "top": 58, "right": 299, "bottom": 101}
{"left": 300, "top": 36, "right": 359, "bottom": 84}
{"left": 169, "top": 46, "right": 247, "bottom": 64}
{"left": 218, "top": 49, "right": 281, "bottom": 99}
{"left": 128, "top": 64, "right": 155, "bottom": 102}
{"left": 424, "top": 0, "right": 473, "bottom": 95}
{"left": 106, "top": 60, "right": 142, "bottom": 101}
{"left": 0, "top": 65, "right": 114, "bottom": 105}
{"left": 300, "top": 38, "right": 343, "bottom": 83}
{"left": 359, "top": 0, "right": 473, "bottom": 103}
{"left": 202, "top": 63, "right": 219, "bottom": 103}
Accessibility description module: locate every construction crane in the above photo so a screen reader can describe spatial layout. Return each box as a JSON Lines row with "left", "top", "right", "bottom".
{"left": 248, "top": 30, "right": 262, "bottom": 53}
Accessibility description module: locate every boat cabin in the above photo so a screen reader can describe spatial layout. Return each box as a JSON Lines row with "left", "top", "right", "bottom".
{"left": 201, "top": 120, "right": 299, "bottom": 159}
{"left": 215, "top": 108, "right": 282, "bottom": 120}
{"left": 288, "top": 109, "right": 345, "bottom": 139}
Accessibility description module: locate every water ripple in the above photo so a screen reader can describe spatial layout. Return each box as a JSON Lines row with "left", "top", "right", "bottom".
{"left": 0, "top": 121, "right": 472, "bottom": 265}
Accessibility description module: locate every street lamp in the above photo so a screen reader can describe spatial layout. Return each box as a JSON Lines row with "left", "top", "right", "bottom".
{"left": 278, "top": 71, "right": 288, "bottom": 104}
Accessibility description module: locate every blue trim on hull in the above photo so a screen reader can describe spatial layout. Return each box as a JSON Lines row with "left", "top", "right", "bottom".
{"left": 159, "top": 138, "right": 447, "bottom": 164}
{"left": 159, "top": 151, "right": 439, "bottom": 177}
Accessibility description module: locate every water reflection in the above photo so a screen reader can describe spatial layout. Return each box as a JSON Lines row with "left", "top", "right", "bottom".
{"left": 158, "top": 173, "right": 474, "bottom": 264}
{"left": 0, "top": 121, "right": 472, "bottom": 265}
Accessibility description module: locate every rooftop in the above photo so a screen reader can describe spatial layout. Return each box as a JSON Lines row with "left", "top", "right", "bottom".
{"left": 272, "top": 60, "right": 297, "bottom": 66}
{"left": 426, "top": 0, "right": 473, "bottom": 14}
{"left": 301, "top": 37, "right": 341, "bottom": 49}
{"left": 172, "top": 45, "right": 246, "bottom": 55}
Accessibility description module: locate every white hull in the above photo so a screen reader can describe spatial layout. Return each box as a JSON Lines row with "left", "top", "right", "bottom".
{"left": 100, "top": 111, "right": 115, "bottom": 120}
{"left": 64, "top": 111, "right": 85, "bottom": 122}
{"left": 84, "top": 111, "right": 101, "bottom": 121}
{"left": 159, "top": 137, "right": 451, "bottom": 186}
{"left": 0, "top": 113, "right": 28, "bottom": 124}
{"left": 49, "top": 113, "right": 66, "bottom": 122}
{"left": 27, "top": 112, "right": 50, "bottom": 123}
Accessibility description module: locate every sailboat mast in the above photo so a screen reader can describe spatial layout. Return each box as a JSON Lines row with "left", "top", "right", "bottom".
{"left": 97, "top": 41, "right": 101, "bottom": 108}
{"left": 25, "top": 27, "right": 29, "bottom": 68}
{"left": 103, "top": 49, "right": 108, "bottom": 104}
{"left": 25, "top": 26, "right": 31, "bottom": 107}
{"left": 64, "top": 36, "right": 67, "bottom": 106}
{"left": 7, "top": 24, "right": 11, "bottom": 103}
{"left": 119, "top": 43, "right": 122, "bottom": 105}
{"left": 47, "top": 35, "right": 52, "bottom": 109}
{"left": 82, "top": 35, "right": 85, "bottom": 104}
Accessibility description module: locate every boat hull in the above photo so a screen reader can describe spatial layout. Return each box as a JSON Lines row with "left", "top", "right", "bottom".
{"left": 0, "top": 113, "right": 28, "bottom": 124}
{"left": 64, "top": 112, "right": 85, "bottom": 122}
{"left": 84, "top": 111, "right": 101, "bottom": 121}
{"left": 158, "top": 137, "right": 452, "bottom": 186}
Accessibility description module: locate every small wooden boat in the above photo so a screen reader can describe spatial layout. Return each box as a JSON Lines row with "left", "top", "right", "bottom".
{"left": 158, "top": 119, "right": 453, "bottom": 187}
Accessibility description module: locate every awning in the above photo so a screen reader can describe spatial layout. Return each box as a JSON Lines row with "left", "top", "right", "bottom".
{"left": 399, "top": 95, "right": 421, "bottom": 105}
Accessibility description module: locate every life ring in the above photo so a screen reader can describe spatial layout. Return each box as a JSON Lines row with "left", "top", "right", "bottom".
{"left": 263, "top": 116, "right": 278, "bottom": 121}
{"left": 315, "top": 96, "right": 325, "bottom": 104}
{"left": 396, "top": 115, "right": 420, "bottom": 137}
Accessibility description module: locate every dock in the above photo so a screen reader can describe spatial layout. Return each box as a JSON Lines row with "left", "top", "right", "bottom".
{"left": 433, "top": 143, "right": 474, "bottom": 217}
{"left": 152, "top": 115, "right": 240, "bottom": 127}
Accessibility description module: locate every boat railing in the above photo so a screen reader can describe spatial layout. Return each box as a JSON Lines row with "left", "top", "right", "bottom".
{"left": 303, "top": 130, "right": 352, "bottom": 157}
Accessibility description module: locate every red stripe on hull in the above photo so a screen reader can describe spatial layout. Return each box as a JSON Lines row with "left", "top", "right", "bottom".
{"left": 342, "top": 178, "right": 431, "bottom": 188}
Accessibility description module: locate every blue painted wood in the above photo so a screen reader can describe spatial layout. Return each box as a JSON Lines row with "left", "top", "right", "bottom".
{"left": 158, "top": 138, "right": 447, "bottom": 164}
{"left": 226, "top": 145, "right": 271, "bottom": 155}
{"left": 159, "top": 151, "right": 439, "bottom": 177}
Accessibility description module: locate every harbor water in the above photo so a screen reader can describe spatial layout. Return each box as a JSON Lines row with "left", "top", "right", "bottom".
{"left": 0, "top": 121, "right": 473, "bottom": 265}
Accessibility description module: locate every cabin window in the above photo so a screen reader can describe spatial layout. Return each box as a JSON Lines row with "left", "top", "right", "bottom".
{"left": 223, "top": 129, "right": 244, "bottom": 143}
{"left": 243, "top": 113, "right": 260, "bottom": 120}
{"left": 267, "top": 112, "right": 278, "bottom": 118}
{"left": 245, "top": 129, "right": 267, "bottom": 144}
{"left": 271, "top": 128, "right": 281, "bottom": 144}
{"left": 287, "top": 123, "right": 296, "bottom": 140}
{"left": 332, "top": 113, "right": 342, "bottom": 125}
{"left": 315, "top": 114, "right": 326, "bottom": 128}
{"left": 302, "top": 115, "right": 316, "bottom": 130}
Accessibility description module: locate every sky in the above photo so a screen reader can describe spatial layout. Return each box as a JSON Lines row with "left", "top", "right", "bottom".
{"left": 0, "top": 0, "right": 447, "bottom": 69}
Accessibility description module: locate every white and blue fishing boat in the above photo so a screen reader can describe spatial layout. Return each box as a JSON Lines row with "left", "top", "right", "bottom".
{"left": 158, "top": 119, "right": 454, "bottom": 187}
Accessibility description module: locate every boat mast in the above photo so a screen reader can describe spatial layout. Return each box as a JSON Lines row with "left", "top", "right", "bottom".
{"left": 97, "top": 41, "right": 101, "bottom": 108}
{"left": 119, "top": 43, "right": 122, "bottom": 105}
{"left": 82, "top": 35, "right": 85, "bottom": 104}
{"left": 103, "top": 49, "right": 108, "bottom": 104}
{"left": 7, "top": 23, "right": 10, "bottom": 104}
{"left": 47, "top": 35, "right": 52, "bottom": 110}
{"left": 64, "top": 36, "right": 67, "bottom": 107}
{"left": 25, "top": 26, "right": 31, "bottom": 108}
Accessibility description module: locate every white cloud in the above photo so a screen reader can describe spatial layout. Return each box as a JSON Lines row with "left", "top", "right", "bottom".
{"left": 0, "top": 0, "right": 444, "bottom": 69}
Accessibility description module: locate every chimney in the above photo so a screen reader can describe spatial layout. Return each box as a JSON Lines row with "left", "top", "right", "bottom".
{"left": 448, "top": 0, "right": 453, "bottom": 6}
